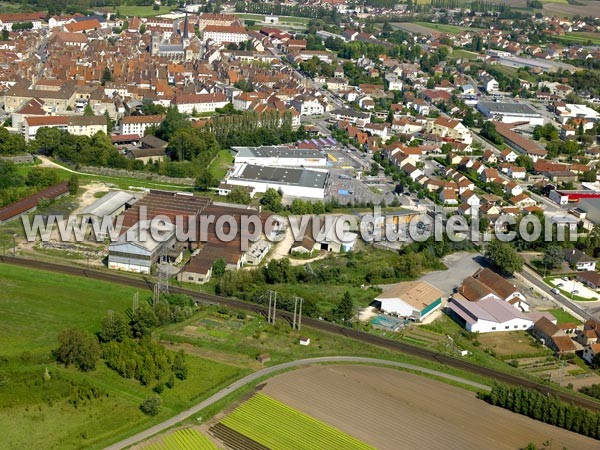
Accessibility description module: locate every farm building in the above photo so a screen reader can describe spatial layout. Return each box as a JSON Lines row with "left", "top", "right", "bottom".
{"left": 232, "top": 146, "right": 327, "bottom": 167}
{"left": 225, "top": 164, "right": 329, "bottom": 200}
{"left": 457, "top": 268, "right": 529, "bottom": 312}
{"left": 447, "top": 296, "right": 555, "bottom": 334}
{"left": 374, "top": 281, "right": 443, "bottom": 321}
{"left": 0, "top": 182, "right": 69, "bottom": 225}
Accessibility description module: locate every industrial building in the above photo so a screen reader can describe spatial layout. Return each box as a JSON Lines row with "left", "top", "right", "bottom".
{"left": 108, "top": 220, "right": 179, "bottom": 274}
{"left": 0, "top": 182, "right": 69, "bottom": 225}
{"left": 374, "top": 281, "right": 443, "bottom": 321}
{"left": 232, "top": 146, "right": 327, "bottom": 167}
{"left": 225, "top": 164, "right": 329, "bottom": 200}
{"left": 477, "top": 101, "right": 544, "bottom": 126}
{"left": 80, "top": 190, "right": 137, "bottom": 222}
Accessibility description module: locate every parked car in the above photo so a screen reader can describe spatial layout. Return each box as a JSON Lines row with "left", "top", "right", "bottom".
{"left": 563, "top": 276, "right": 569, "bottom": 281}
{"left": 557, "top": 283, "right": 564, "bottom": 288}
{"left": 573, "top": 290, "right": 579, "bottom": 294}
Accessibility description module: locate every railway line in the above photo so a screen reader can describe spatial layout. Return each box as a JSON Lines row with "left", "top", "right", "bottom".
{"left": 2, "top": 255, "right": 600, "bottom": 413}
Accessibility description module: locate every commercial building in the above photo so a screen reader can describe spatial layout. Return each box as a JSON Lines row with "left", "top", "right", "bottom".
{"left": 374, "top": 281, "right": 443, "bottom": 321}
{"left": 225, "top": 164, "right": 329, "bottom": 200}
{"left": 555, "top": 104, "right": 599, "bottom": 125}
{"left": 232, "top": 146, "right": 327, "bottom": 167}
{"left": 447, "top": 296, "right": 554, "bottom": 333}
{"left": 107, "top": 220, "right": 180, "bottom": 274}
{"left": 477, "top": 101, "right": 544, "bottom": 126}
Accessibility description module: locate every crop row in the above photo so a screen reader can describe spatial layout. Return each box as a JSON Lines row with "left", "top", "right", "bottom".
{"left": 143, "top": 428, "right": 217, "bottom": 450}
{"left": 221, "top": 393, "right": 374, "bottom": 450}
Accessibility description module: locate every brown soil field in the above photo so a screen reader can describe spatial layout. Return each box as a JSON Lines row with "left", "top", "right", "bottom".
{"left": 262, "top": 364, "right": 598, "bottom": 450}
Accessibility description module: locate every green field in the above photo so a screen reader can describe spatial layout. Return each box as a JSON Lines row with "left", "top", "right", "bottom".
{"left": 221, "top": 393, "right": 374, "bottom": 450}
{"left": 111, "top": 5, "right": 173, "bottom": 17}
{"left": 414, "top": 22, "right": 474, "bottom": 34}
{"left": 558, "top": 32, "right": 600, "bottom": 46}
{"left": 0, "top": 263, "right": 248, "bottom": 450}
{"left": 452, "top": 49, "right": 481, "bottom": 60}
{"left": 144, "top": 428, "right": 218, "bottom": 450}
{"left": 0, "top": 262, "right": 139, "bottom": 355}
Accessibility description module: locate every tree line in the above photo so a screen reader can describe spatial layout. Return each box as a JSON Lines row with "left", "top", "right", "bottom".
{"left": 480, "top": 383, "right": 600, "bottom": 439}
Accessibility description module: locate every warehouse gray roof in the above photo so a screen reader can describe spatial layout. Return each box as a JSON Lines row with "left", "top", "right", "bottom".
{"left": 234, "top": 164, "right": 328, "bottom": 189}
{"left": 233, "top": 146, "right": 324, "bottom": 159}
{"left": 477, "top": 101, "right": 541, "bottom": 117}
{"left": 80, "top": 190, "right": 136, "bottom": 217}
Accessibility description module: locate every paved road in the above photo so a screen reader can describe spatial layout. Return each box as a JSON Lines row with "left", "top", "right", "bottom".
{"left": 104, "top": 356, "right": 489, "bottom": 450}
{"left": 520, "top": 265, "right": 595, "bottom": 321}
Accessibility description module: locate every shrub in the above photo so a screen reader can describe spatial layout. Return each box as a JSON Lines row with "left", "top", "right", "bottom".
{"left": 140, "top": 396, "right": 162, "bottom": 416}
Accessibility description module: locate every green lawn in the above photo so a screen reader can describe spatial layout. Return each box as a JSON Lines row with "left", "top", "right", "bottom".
{"left": 208, "top": 149, "right": 233, "bottom": 181}
{"left": 221, "top": 393, "right": 373, "bottom": 450}
{"left": 546, "top": 308, "right": 582, "bottom": 325}
{"left": 415, "top": 21, "right": 477, "bottom": 34}
{"left": 452, "top": 49, "right": 481, "bottom": 60}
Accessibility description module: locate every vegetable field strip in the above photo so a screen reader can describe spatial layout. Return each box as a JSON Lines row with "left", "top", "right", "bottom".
{"left": 221, "top": 393, "right": 374, "bottom": 450}
{"left": 145, "top": 428, "right": 218, "bottom": 450}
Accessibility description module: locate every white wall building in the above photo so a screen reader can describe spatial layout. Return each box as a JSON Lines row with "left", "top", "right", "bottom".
{"left": 226, "top": 163, "right": 328, "bottom": 200}
{"left": 121, "top": 114, "right": 164, "bottom": 136}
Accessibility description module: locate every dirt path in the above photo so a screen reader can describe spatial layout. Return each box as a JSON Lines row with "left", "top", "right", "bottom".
{"left": 262, "top": 364, "right": 598, "bottom": 450}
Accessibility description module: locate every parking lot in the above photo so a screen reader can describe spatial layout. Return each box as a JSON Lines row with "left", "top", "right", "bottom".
{"left": 549, "top": 277, "right": 600, "bottom": 301}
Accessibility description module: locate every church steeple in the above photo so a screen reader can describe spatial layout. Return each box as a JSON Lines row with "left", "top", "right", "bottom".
{"left": 182, "top": 11, "right": 190, "bottom": 47}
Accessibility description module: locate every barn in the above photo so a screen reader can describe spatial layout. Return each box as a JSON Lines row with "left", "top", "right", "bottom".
{"left": 374, "top": 281, "right": 443, "bottom": 321}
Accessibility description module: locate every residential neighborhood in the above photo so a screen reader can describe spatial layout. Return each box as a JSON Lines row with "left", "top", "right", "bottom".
{"left": 1, "top": 1, "right": 600, "bottom": 449}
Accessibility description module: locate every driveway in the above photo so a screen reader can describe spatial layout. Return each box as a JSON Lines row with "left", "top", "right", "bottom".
{"left": 419, "top": 252, "right": 487, "bottom": 296}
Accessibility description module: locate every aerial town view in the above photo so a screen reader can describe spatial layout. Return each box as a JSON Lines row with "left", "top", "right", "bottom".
{"left": 1, "top": 0, "right": 600, "bottom": 448}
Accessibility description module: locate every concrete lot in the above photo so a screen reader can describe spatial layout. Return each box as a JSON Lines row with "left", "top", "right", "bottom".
{"left": 549, "top": 277, "right": 600, "bottom": 301}
{"left": 419, "top": 252, "right": 487, "bottom": 296}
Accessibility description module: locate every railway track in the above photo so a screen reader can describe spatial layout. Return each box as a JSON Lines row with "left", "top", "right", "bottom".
{"left": 2, "top": 255, "right": 600, "bottom": 413}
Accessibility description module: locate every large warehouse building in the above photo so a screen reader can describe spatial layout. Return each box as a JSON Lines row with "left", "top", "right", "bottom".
{"left": 225, "top": 164, "right": 329, "bottom": 200}
{"left": 232, "top": 146, "right": 327, "bottom": 167}
{"left": 477, "top": 101, "right": 544, "bottom": 126}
